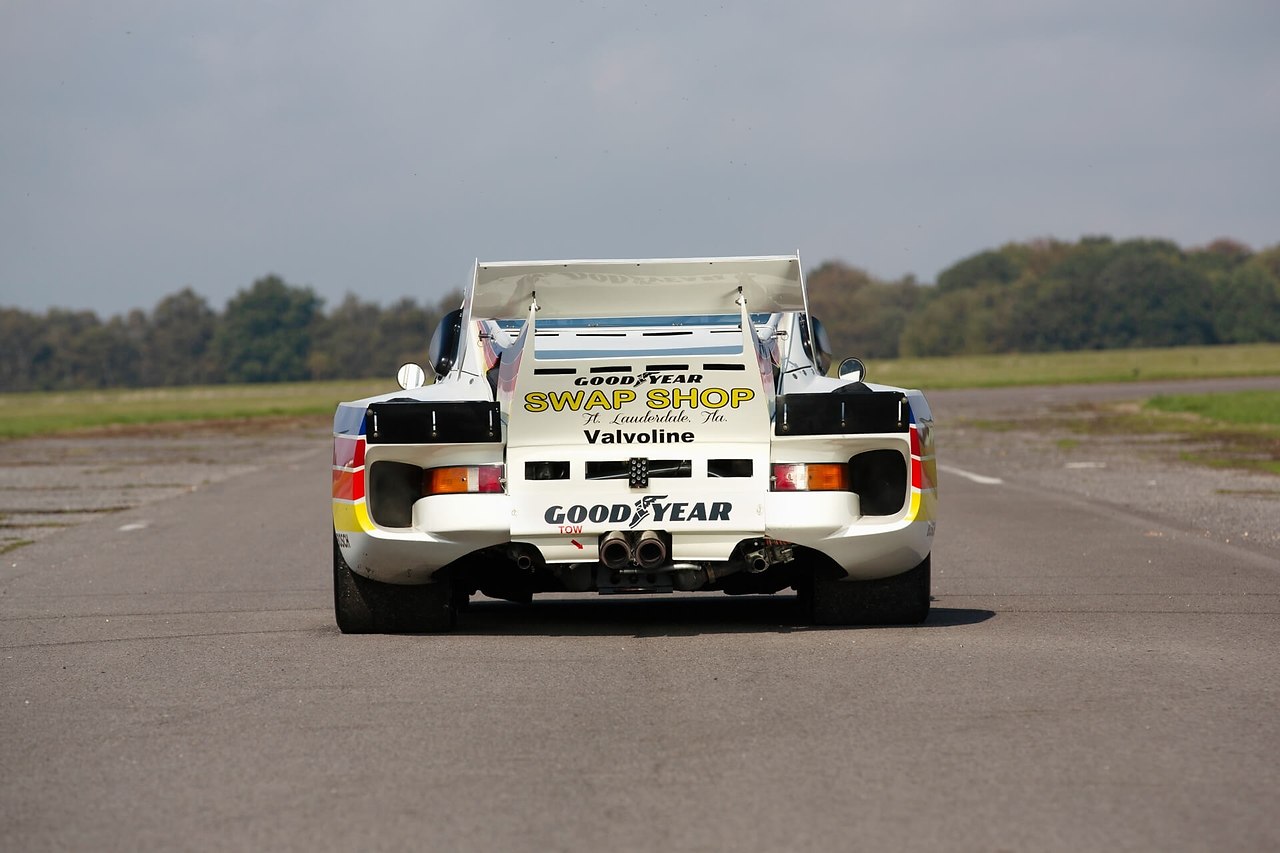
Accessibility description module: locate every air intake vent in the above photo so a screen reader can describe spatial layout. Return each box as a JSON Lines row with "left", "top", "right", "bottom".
{"left": 708, "top": 459, "right": 753, "bottom": 478}
{"left": 849, "top": 450, "right": 908, "bottom": 515}
{"left": 367, "top": 461, "right": 421, "bottom": 528}
{"left": 525, "top": 461, "right": 570, "bottom": 481}
{"left": 586, "top": 460, "right": 691, "bottom": 480}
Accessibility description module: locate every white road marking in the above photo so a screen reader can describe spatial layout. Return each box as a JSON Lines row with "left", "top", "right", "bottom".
{"left": 938, "top": 465, "right": 1003, "bottom": 485}
{"left": 118, "top": 522, "right": 150, "bottom": 532}
{"left": 1065, "top": 461, "right": 1107, "bottom": 469}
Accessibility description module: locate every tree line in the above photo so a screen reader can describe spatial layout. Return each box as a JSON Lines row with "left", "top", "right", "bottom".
{"left": 0, "top": 276, "right": 462, "bottom": 392}
{"left": 2, "top": 236, "right": 1277, "bottom": 392}
{"left": 808, "top": 236, "right": 1280, "bottom": 359}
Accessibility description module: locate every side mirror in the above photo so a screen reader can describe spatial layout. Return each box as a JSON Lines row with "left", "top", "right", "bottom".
{"left": 396, "top": 363, "right": 427, "bottom": 390}
{"left": 799, "top": 314, "right": 834, "bottom": 374}
{"left": 427, "top": 308, "right": 464, "bottom": 379}
{"left": 837, "top": 357, "right": 866, "bottom": 383}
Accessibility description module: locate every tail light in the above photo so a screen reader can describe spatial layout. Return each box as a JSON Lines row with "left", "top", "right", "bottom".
{"left": 771, "top": 463, "right": 850, "bottom": 492}
{"left": 423, "top": 465, "right": 504, "bottom": 496}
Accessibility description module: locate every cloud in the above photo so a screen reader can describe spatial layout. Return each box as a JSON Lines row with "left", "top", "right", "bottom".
{"left": 1, "top": 0, "right": 1277, "bottom": 315}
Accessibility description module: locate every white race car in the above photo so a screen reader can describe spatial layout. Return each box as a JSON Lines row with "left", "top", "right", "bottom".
{"left": 332, "top": 255, "right": 937, "bottom": 632}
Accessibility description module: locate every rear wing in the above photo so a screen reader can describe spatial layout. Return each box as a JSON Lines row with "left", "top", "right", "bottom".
{"left": 470, "top": 255, "right": 805, "bottom": 320}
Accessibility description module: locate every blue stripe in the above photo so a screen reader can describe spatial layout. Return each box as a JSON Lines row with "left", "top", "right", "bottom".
{"left": 333, "top": 404, "right": 367, "bottom": 436}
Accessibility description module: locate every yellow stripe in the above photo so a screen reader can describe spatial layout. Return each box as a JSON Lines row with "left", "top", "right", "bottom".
{"left": 905, "top": 488, "right": 938, "bottom": 523}
{"left": 333, "top": 500, "right": 374, "bottom": 533}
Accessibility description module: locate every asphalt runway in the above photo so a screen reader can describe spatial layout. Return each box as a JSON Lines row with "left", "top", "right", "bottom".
{"left": 2, "top": 381, "right": 1278, "bottom": 851}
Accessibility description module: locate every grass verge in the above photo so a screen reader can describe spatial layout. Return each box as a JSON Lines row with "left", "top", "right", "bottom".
{"left": 1144, "top": 391, "right": 1280, "bottom": 475}
{"left": 1146, "top": 390, "right": 1280, "bottom": 426}
{"left": 1023, "top": 391, "right": 1280, "bottom": 476}
{"left": 0, "top": 379, "right": 391, "bottom": 440}
{"left": 868, "top": 342, "right": 1280, "bottom": 390}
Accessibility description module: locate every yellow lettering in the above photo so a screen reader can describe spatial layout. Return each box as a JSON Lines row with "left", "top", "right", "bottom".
{"left": 529, "top": 388, "right": 639, "bottom": 413}
{"left": 701, "top": 388, "right": 729, "bottom": 409}
{"left": 547, "top": 391, "right": 584, "bottom": 412}
{"left": 644, "top": 387, "right": 755, "bottom": 409}
{"left": 670, "top": 388, "right": 699, "bottom": 408}
{"left": 584, "top": 389, "right": 611, "bottom": 410}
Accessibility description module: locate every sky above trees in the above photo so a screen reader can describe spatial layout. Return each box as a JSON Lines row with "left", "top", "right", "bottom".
{"left": 2, "top": 0, "right": 1277, "bottom": 315}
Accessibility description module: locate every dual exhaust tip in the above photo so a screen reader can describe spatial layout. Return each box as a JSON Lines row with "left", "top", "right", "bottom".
{"left": 600, "top": 530, "right": 668, "bottom": 570}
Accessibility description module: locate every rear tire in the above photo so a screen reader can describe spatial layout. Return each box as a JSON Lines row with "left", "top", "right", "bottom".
{"left": 799, "top": 554, "right": 931, "bottom": 626}
{"left": 333, "top": 533, "right": 456, "bottom": 633}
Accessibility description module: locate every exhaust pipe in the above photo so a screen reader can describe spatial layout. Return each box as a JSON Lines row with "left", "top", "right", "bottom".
{"left": 634, "top": 530, "right": 668, "bottom": 570}
{"left": 599, "top": 531, "right": 631, "bottom": 570}
{"left": 743, "top": 540, "right": 796, "bottom": 574}
{"left": 507, "top": 544, "right": 541, "bottom": 572}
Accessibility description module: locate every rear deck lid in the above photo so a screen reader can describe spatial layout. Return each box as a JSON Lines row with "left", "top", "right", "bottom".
{"left": 494, "top": 284, "right": 778, "bottom": 545}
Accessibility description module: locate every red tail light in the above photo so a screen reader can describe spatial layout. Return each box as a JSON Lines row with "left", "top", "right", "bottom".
{"left": 423, "top": 465, "right": 504, "bottom": 496}
{"left": 771, "top": 463, "right": 850, "bottom": 492}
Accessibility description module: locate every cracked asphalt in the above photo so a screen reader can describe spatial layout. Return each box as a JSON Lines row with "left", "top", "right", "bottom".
{"left": 0, "top": 421, "right": 323, "bottom": 554}
{"left": 931, "top": 376, "right": 1280, "bottom": 558}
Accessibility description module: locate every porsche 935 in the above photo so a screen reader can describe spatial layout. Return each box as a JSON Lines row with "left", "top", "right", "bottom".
{"left": 332, "top": 255, "right": 937, "bottom": 631}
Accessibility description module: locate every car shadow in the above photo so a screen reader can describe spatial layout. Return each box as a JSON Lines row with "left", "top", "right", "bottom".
{"left": 449, "top": 595, "right": 995, "bottom": 637}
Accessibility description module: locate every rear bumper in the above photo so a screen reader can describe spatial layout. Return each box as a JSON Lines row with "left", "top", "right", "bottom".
{"left": 765, "top": 491, "right": 934, "bottom": 579}
{"left": 333, "top": 486, "right": 935, "bottom": 584}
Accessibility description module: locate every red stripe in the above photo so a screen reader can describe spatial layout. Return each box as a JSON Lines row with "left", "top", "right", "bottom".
{"left": 333, "top": 436, "right": 365, "bottom": 469}
{"left": 332, "top": 469, "right": 365, "bottom": 501}
{"left": 911, "top": 456, "right": 922, "bottom": 490}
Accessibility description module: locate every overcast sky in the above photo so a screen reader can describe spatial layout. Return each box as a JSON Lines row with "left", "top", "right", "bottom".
{"left": 3, "top": 0, "right": 1277, "bottom": 317}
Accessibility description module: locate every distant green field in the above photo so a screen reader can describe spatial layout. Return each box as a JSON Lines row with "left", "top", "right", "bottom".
{"left": 0, "top": 379, "right": 390, "bottom": 439}
{"left": 1142, "top": 390, "right": 1280, "bottom": 474}
{"left": 1146, "top": 390, "right": 1280, "bottom": 427}
{"left": 2, "top": 343, "right": 1278, "bottom": 440}
{"left": 867, "top": 343, "right": 1280, "bottom": 390}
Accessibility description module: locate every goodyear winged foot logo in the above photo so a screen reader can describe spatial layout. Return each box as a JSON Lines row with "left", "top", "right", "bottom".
{"left": 629, "top": 494, "right": 664, "bottom": 529}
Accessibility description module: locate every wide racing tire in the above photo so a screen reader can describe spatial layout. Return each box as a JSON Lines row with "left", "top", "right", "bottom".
{"left": 333, "top": 533, "right": 456, "bottom": 634}
{"left": 799, "top": 554, "right": 931, "bottom": 626}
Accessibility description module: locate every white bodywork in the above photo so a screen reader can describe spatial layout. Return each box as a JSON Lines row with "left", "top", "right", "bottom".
{"left": 332, "top": 255, "right": 936, "bottom": 593}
